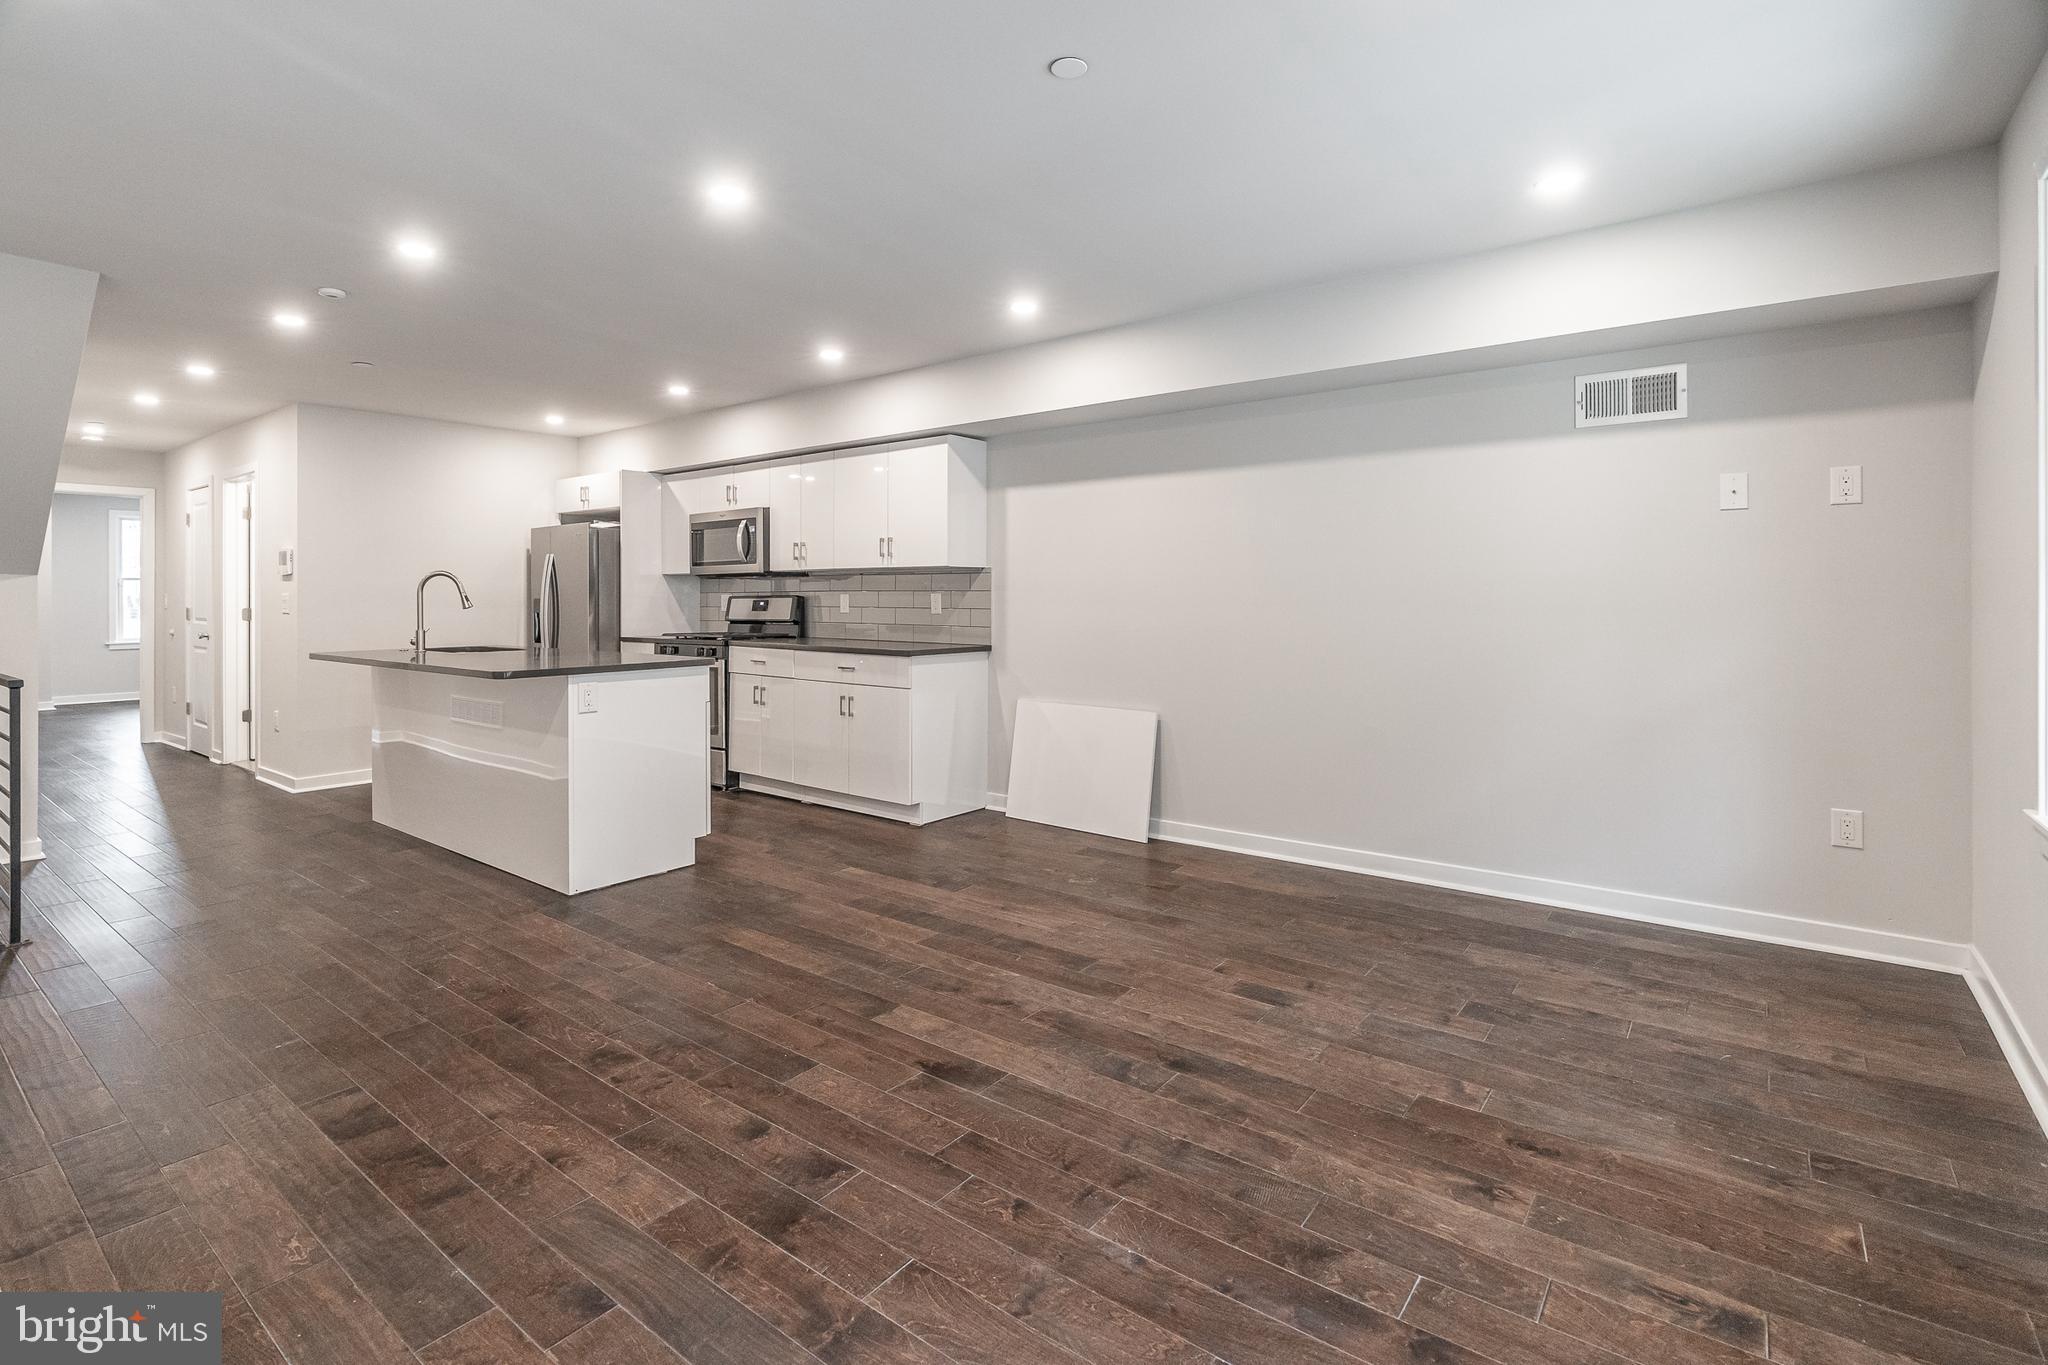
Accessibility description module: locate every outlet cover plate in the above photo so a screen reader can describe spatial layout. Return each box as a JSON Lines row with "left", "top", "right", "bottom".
{"left": 1831, "top": 808, "right": 1865, "bottom": 849}
{"left": 1719, "top": 472, "right": 1749, "bottom": 510}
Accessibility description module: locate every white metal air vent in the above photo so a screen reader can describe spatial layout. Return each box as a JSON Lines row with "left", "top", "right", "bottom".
{"left": 1575, "top": 363, "right": 1687, "bottom": 428}
{"left": 449, "top": 696, "right": 503, "bottom": 729}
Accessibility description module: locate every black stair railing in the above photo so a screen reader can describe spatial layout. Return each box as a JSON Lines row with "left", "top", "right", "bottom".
{"left": 0, "top": 672, "right": 22, "bottom": 948}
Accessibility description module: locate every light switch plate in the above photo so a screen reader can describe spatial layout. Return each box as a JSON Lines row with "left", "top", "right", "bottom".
{"left": 1719, "top": 472, "right": 1749, "bottom": 510}
{"left": 840, "top": 593, "right": 850, "bottom": 614}
{"left": 1829, "top": 465, "right": 1863, "bottom": 505}
{"left": 930, "top": 592, "right": 943, "bottom": 614}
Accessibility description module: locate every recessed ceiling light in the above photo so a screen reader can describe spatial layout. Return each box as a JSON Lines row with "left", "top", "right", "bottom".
{"left": 316, "top": 286, "right": 349, "bottom": 300}
{"left": 1530, "top": 162, "right": 1588, "bottom": 202}
{"left": 350, "top": 359, "right": 376, "bottom": 368}
{"left": 666, "top": 382, "right": 692, "bottom": 398}
{"left": 817, "top": 344, "right": 846, "bottom": 365}
{"left": 184, "top": 361, "right": 217, "bottom": 379}
{"left": 81, "top": 433, "right": 104, "bottom": 442}
{"left": 81, "top": 422, "right": 106, "bottom": 435}
{"left": 703, "top": 176, "right": 754, "bottom": 214}
{"left": 272, "top": 310, "right": 309, "bottom": 330}
{"left": 132, "top": 390, "right": 161, "bottom": 408}
{"left": 1008, "top": 293, "right": 1042, "bottom": 319}
{"left": 544, "top": 412, "right": 565, "bottom": 426}
{"left": 1048, "top": 56, "right": 1089, "bottom": 79}
{"left": 393, "top": 234, "right": 439, "bottom": 264}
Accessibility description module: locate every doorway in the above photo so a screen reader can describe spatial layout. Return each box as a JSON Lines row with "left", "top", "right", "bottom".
{"left": 46, "top": 480, "right": 158, "bottom": 742}
{"left": 222, "top": 473, "right": 255, "bottom": 767}
{"left": 185, "top": 482, "right": 212, "bottom": 755}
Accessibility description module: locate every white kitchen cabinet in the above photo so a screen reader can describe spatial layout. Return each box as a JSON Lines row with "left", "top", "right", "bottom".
{"left": 658, "top": 478, "right": 693, "bottom": 574}
{"left": 843, "top": 683, "right": 911, "bottom": 803}
{"left": 767, "top": 451, "right": 838, "bottom": 572}
{"left": 833, "top": 449, "right": 892, "bottom": 569}
{"left": 830, "top": 438, "right": 986, "bottom": 570}
{"left": 554, "top": 471, "right": 623, "bottom": 518}
{"left": 729, "top": 674, "right": 796, "bottom": 782}
{"left": 732, "top": 648, "right": 987, "bottom": 825}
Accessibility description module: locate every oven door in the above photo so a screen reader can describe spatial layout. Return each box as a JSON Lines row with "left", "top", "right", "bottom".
{"left": 689, "top": 508, "right": 769, "bottom": 575}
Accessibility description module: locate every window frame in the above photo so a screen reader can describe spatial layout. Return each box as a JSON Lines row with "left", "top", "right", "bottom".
{"left": 108, "top": 506, "right": 142, "bottom": 650}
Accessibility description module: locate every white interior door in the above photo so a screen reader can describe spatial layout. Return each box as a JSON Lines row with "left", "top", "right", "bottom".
{"left": 832, "top": 450, "right": 890, "bottom": 569}
{"left": 224, "top": 476, "right": 254, "bottom": 765}
{"left": 185, "top": 483, "right": 214, "bottom": 755}
{"left": 886, "top": 443, "right": 950, "bottom": 568}
{"left": 844, "top": 683, "right": 911, "bottom": 803}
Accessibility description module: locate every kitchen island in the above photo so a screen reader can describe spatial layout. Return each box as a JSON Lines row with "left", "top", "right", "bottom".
{"left": 310, "top": 648, "right": 715, "bottom": 894}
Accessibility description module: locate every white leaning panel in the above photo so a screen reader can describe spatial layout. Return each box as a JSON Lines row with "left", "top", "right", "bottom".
{"left": 1006, "top": 699, "right": 1157, "bottom": 843}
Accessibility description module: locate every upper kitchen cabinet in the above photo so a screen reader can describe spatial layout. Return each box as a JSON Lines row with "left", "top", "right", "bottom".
{"left": 764, "top": 453, "right": 834, "bottom": 573}
{"left": 831, "top": 437, "right": 987, "bottom": 570}
{"left": 554, "top": 471, "right": 624, "bottom": 518}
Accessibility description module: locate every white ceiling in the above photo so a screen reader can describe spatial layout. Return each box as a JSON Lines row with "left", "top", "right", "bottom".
{"left": 5, "top": 0, "right": 2043, "bottom": 453}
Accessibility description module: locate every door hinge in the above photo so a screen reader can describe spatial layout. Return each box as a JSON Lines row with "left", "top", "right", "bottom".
{"left": 184, "top": 608, "right": 192, "bottom": 621}
{"left": 185, "top": 513, "right": 191, "bottom": 526}
{"left": 242, "top": 506, "right": 251, "bottom": 521}
{"left": 241, "top": 607, "right": 251, "bottom": 622}
{"left": 241, "top": 709, "right": 251, "bottom": 723}
{"left": 185, "top": 702, "right": 192, "bottom": 716}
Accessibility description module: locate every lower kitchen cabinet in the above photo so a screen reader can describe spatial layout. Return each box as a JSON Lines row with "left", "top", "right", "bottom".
{"left": 729, "top": 649, "right": 987, "bottom": 824}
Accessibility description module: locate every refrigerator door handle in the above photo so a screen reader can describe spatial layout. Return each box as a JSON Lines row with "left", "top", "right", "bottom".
{"left": 538, "top": 552, "right": 559, "bottom": 649}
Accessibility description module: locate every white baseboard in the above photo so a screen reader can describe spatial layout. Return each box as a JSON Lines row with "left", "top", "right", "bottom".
{"left": 256, "top": 765, "right": 370, "bottom": 794}
{"left": 17, "top": 838, "right": 43, "bottom": 865}
{"left": 1967, "top": 946, "right": 2048, "bottom": 1140}
{"left": 987, "top": 794, "right": 1973, "bottom": 975}
{"left": 150, "top": 731, "right": 186, "bottom": 747}
{"left": 51, "top": 691, "right": 140, "bottom": 706}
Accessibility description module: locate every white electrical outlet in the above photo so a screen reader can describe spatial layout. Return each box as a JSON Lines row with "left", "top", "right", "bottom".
{"left": 930, "top": 592, "right": 943, "bottom": 614}
{"left": 1830, "top": 808, "right": 1865, "bottom": 850}
{"left": 577, "top": 683, "right": 598, "bottom": 714}
{"left": 271, "top": 709, "right": 280, "bottom": 732}
{"left": 1719, "top": 472, "right": 1749, "bottom": 510}
{"left": 1829, "top": 465, "right": 1863, "bottom": 505}
{"left": 839, "top": 593, "right": 851, "bottom": 614}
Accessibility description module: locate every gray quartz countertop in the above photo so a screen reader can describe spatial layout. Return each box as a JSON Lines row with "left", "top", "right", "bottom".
{"left": 309, "top": 648, "right": 718, "bottom": 680}
{"left": 725, "top": 638, "right": 991, "bottom": 657}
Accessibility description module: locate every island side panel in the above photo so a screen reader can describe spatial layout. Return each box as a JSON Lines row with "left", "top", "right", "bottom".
{"left": 567, "top": 669, "right": 709, "bottom": 891}
{"left": 368, "top": 669, "right": 576, "bottom": 892}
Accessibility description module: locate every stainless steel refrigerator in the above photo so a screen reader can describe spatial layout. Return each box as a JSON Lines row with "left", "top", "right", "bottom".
{"left": 528, "top": 523, "right": 621, "bottom": 653}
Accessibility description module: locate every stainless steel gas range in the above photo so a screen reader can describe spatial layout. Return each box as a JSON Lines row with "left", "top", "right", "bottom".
{"left": 654, "top": 593, "right": 805, "bottom": 789}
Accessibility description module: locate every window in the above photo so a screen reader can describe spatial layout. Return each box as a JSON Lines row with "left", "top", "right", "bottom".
{"left": 109, "top": 508, "right": 141, "bottom": 648}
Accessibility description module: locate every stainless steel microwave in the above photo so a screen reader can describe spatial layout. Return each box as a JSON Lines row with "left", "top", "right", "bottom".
{"left": 689, "top": 506, "right": 770, "bottom": 576}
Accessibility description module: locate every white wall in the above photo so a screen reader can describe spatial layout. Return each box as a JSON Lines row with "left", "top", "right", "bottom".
{"left": 1971, "top": 52, "right": 2048, "bottom": 1114}
{"left": 990, "top": 310, "right": 1974, "bottom": 952}
{"left": 0, "top": 569, "right": 41, "bottom": 860}
{"left": 293, "top": 404, "right": 575, "bottom": 782}
{"left": 583, "top": 150, "right": 1994, "bottom": 476}
{"left": 44, "top": 493, "right": 142, "bottom": 704}
{"left": 0, "top": 251, "right": 98, "bottom": 575}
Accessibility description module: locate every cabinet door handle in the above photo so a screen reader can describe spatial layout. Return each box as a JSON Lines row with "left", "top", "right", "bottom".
{"left": 887, "top": 536, "right": 894, "bottom": 559}
{"left": 835, "top": 664, "right": 856, "bottom": 671}
{"left": 846, "top": 693, "right": 854, "bottom": 717}
{"left": 878, "top": 536, "right": 885, "bottom": 559}
{"left": 837, "top": 695, "right": 846, "bottom": 717}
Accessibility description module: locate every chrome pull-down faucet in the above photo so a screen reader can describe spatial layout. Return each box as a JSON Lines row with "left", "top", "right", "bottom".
{"left": 412, "top": 570, "right": 474, "bottom": 655}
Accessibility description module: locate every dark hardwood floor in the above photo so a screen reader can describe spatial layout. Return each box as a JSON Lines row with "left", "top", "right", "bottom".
{"left": 4, "top": 701, "right": 2046, "bottom": 1364}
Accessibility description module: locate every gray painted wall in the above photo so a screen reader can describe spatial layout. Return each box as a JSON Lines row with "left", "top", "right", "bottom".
{"left": 45, "top": 493, "right": 141, "bottom": 703}
{"left": 988, "top": 308, "right": 1974, "bottom": 943}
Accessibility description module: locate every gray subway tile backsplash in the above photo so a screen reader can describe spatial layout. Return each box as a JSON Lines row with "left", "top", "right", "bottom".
{"left": 700, "top": 569, "right": 994, "bottom": 646}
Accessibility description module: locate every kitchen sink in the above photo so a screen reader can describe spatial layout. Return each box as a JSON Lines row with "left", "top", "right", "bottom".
{"left": 423, "top": 645, "right": 526, "bottom": 653}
